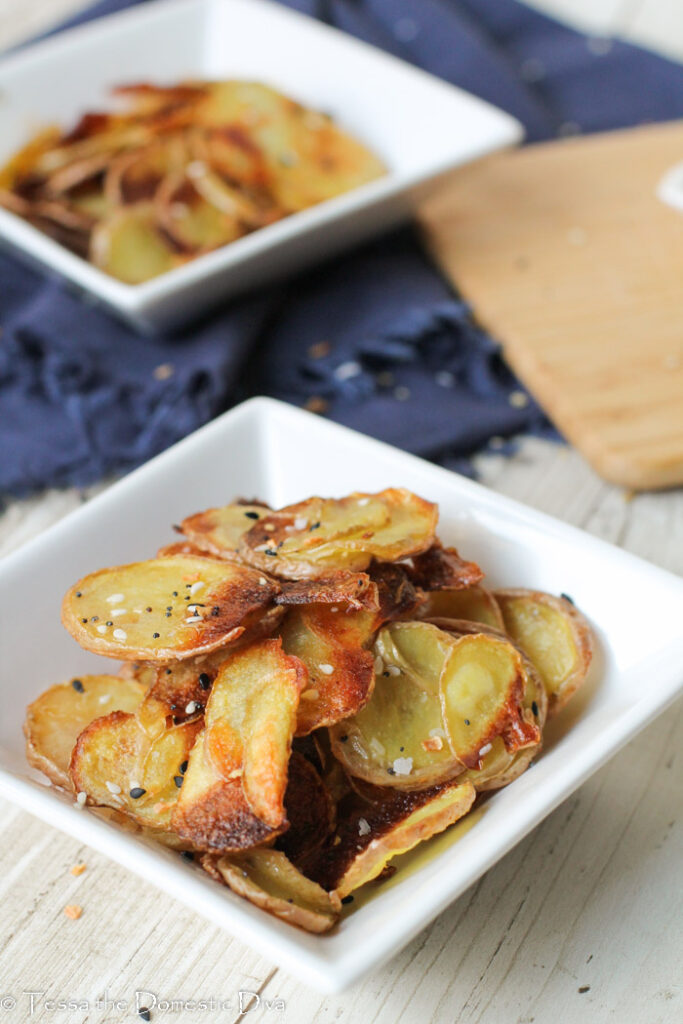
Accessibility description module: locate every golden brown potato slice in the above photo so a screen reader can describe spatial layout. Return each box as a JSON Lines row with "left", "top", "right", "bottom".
{"left": 205, "top": 639, "right": 305, "bottom": 827}
{"left": 70, "top": 709, "right": 202, "bottom": 829}
{"left": 439, "top": 633, "right": 540, "bottom": 769}
{"left": 275, "top": 572, "right": 379, "bottom": 612}
{"left": 495, "top": 589, "right": 593, "bottom": 716}
{"left": 204, "top": 849, "right": 341, "bottom": 933}
{"left": 156, "top": 540, "right": 222, "bottom": 559}
{"left": 179, "top": 503, "right": 271, "bottom": 560}
{"left": 276, "top": 752, "right": 334, "bottom": 867}
{"left": 330, "top": 623, "right": 462, "bottom": 791}
{"left": 418, "top": 586, "right": 504, "bottom": 629}
{"left": 156, "top": 170, "right": 245, "bottom": 254}
{"left": 190, "top": 124, "right": 272, "bottom": 191}
{"left": 308, "top": 778, "right": 475, "bottom": 898}
{"left": 404, "top": 544, "right": 483, "bottom": 592}
{"left": 239, "top": 489, "right": 438, "bottom": 579}
{"left": 90, "top": 202, "right": 181, "bottom": 283}
{"left": 172, "top": 730, "right": 285, "bottom": 851}
{"left": 62, "top": 554, "right": 279, "bottom": 662}
{"left": 24, "top": 674, "right": 146, "bottom": 790}
{"left": 279, "top": 604, "right": 375, "bottom": 736}
{"left": 104, "top": 136, "right": 187, "bottom": 205}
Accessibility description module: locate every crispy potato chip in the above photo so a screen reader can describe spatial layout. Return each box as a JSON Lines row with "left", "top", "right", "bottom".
{"left": 24, "top": 674, "right": 146, "bottom": 790}
{"left": 308, "top": 778, "right": 475, "bottom": 897}
{"left": 403, "top": 544, "right": 483, "bottom": 592}
{"left": 90, "top": 202, "right": 181, "bottom": 283}
{"left": 70, "top": 709, "right": 202, "bottom": 829}
{"left": 240, "top": 489, "right": 438, "bottom": 579}
{"left": 330, "top": 622, "right": 462, "bottom": 790}
{"left": 418, "top": 586, "right": 504, "bottom": 629}
{"left": 279, "top": 605, "right": 376, "bottom": 736}
{"left": 276, "top": 752, "right": 334, "bottom": 867}
{"left": 172, "top": 730, "right": 285, "bottom": 851}
{"left": 495, "top": 589, "right": 594, "bottom": 716}
{"left": 61, "top": 554, "right": 279, "bottom": 662}
{"left": 205, "top": 639, "right": 305, "bottom": 827}
{"left": 428, "top": 618, "right": 547, "bottom": 790}
{"left": 179, "top": 503, "right": 271, "bottom": 561}
{"left": 204, "top": 849, "right": 341, "bottom": 933}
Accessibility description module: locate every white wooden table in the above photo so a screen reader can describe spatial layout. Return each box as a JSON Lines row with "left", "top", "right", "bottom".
{"left": 1, "top": 3, "right": 681, "bottom": 1023}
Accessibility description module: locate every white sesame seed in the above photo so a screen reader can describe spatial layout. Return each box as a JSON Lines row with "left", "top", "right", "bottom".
{"left": 75, "top": 791, "right": 87, "bottom": 808}
{"left": 185, "top": 701, "right": 198, "bottom": 714}
{"left": 357, "top": 497, "right": 370, "bottom": 506}
{"left": 294, "top": 517, "right": 308, "bottom": 530}
{"left": 185, "top": 616, "right": 202, "bottom": 624}
{"left": 330, "top": 606, "right": 339, "bottom": 613}
{"left": 106, "top": 593, "right": 124, "bottom": 604}
{"left": 358, "top": 817, "right": 371, "bottom": 837}
{"left": 110, "top": 607, "right": 127, "bottom": 617}
{"left": 386, "top": 665, "right": 401, "bottom": 677}
{"left": 259, "top": 577, "right": 268, "bottom": 586}
{"left": 392, "top": 757, "right": 413, "bottom": 776}
{"left": 96, "top": 624, "right": 107, "bottom": 634}
{"left": 113, "top": 628, "right": 127, "bottom": 641}
{"left": 98, "top": 695, "right": 110, "bottom": 705}
{"left": 189, "top": 580, "right": 205, "bottom": 595}
{"left": 318, "top": 663, "right": 334, "bottom": 675}
{"left": 106, "top": 781, "right": 121, "bottom": 794}
{"left": 479, "top": 743, "right": 493, "bottom": 757}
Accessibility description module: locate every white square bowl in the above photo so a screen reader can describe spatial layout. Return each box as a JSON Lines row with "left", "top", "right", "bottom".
{"left": 0, "top": 0, "right": 522, "bottom": 332}
{"left": 1, "top": 397, "right": 682, "bottom": 992}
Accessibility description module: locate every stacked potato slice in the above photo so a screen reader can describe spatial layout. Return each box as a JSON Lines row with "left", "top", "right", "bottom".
{"left": 0, "top": 80, "right": 386, "bottom": 283}
{"left": 25, "top": 488, "right": 593, "bottom": 932}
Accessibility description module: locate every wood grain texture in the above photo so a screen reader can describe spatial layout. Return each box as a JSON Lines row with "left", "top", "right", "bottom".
{"left": 1, "top": 2, "right": 682, "bottom": 1022}
{"left": 421, "top": 122, "right": 683, "bottom": 490}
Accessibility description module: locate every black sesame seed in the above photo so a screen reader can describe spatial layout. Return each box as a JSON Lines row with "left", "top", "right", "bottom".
{"left": 340, "top": 735, "right": 348, "bottom": 743}
{"left": 287, "top": 898, "right": 294, "bottom": 903}
{"left": 181, "top": 851, "right": 194, "bottom": 862}
{"left": 309, "top": 521, "right": 321, "bottom": 531}
{"left": 172, "top": 591, "right": 178, "bottom": 597}
{"left": 185, "top": 595, "right": 191, "bottom": 600}
{"left": 81, "top": 617, "right": 88, "bottom": 623}
{"left": 185, "top": 583, "right": 192, "bottom": 588}
{"left": 211, "top": 606, "right": 220, "bottom": 616}
{"left": 129, "top": 787, "right": 146, "bottom": 799}
{"left": 166, "top": 606, "right": 172, "bottom": 611}
{"left": 75, "top": 591, "right": 82, "bottom": 598}
{"left": 71, "top": 679, "right": 84, "bottom": 693}
{"left": 383, "top": 671, "right": 390, "bottom": 677}
{"left": 152, "top": 632, "right": 160, "bottom": 639}
{"left": 532, "top": 701, "right": 539, "bottom": 716}
{"left": 387, "top": 767, "right": 395, "bottom": 775}
{"left": 464, "top": 719, "right": 470, "bottom": 725}
{"left": 165, "top": 668, "right": 172, "bottom": 675}
{"left": 199, "top": 673, "right": 211, "bottom": 690}
{"left": 264, "top": 548, "right": 278, "bottom": 556}
{"left": 173, "top": 775, "right": 184, "bottom": 788}
{"left": 170, "top": 704, "right": 177, "bottom": 711}
{"left": 146, "top": 606, "right": 152, "bottom": 612}
{"left": 244, "top": 511, "right": 260, "bottom": 520}
{"left": 561, "top": 592, "right": 575, "bottom": 605}
{"left": 341, "top": 895, "right": 354, "bottom": 904}
{"left": 399, "top": 747, "right": 405, "bottom": 752}
{"left": 138, "top": 1008, "right": 152, "bottom": 1022}
{"left": 106, "top": 621, "right": 113, "bottom": 627}
{"left": 180, "top": 760, "right": 188, "bottom": 774}
{"left": 90, "top": 616, "right": 99, "bottom": 622}
{"left": 166, "top": 612, "right": 171, "bottom": 617}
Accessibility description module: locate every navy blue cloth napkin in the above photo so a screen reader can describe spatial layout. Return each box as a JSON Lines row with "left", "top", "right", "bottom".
{"left": 1, "top": 0, "right": 682, "bottom": 496}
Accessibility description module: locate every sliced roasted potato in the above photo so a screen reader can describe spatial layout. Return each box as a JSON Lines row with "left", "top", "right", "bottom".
{"left": 330, "top": 623, "right": 461, "bottom": 791}
{"left": 61, "top": 554, "right": 279, "bottom": 662}
{"left": 495, "top": 589, "right": 593, "bottom": 716}
{"left": 204, "top": 849, "right": 341, "bottom": 933}
{"left": 418, "top": 586, "right": 504, "bottom": 629}
{"left": 70, "top": 709, "right": 202, "bottom": 829}
{"left": 308, "top": 778, "right": 476, "bottom": 897}
{"left": 239, "top": 489, "right": 438, "bottom": 579}
{"left": 156, "top": 170, "right": 244, "bottom": 253}
{"left": 179, "top": 503, "right": 271, "bottom": 561}
{"left": 205, "top": 639, "right": 305, "bottom": 827}
{"left": 24, "top": 674, "right": 146, "bottom": 789}
{"left": 90, "top": 202, "right": 181, "bottom": 283}
{"left": 276, "top": 751, "right": 334, "bottom": 867}
{"left": 104, "top": 136, "right": 188, "bottom": 205}
{"left": 280, "top": 604, "right": 375, "bottom": 736}
{"left": 404, "top": 544, "right": 483, "bottom": 592}
{"left": 172, "top": 730, "right": 285, "bottom": 852}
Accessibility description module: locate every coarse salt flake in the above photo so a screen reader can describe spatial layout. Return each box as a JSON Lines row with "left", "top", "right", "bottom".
{"left": 189, "top": 581, "right": 205, "bottom": 595}
{"left": 319, "top": 663, "right": 334, "bottom": 675}
{"left": 75, "top": 791, "right": 87, "bottom": 808}
{"left": 112, "top": 628, "right": 127, "bottom": 641}
{"left": 98, "top": 695, "right": 111, "bottom": 705}
{"left": 358, "top": 817, "right": 371, "bottom": 837}
{"left": 479, "top": 743, "right": 493, "bottom": 757}
{"left": 357, "top": 497, "right": 370, "bottom": 506}
{"left": 105, "top": 781, "right": 121, "bottom": 794}
{"left": 96, "top": 625, "right": 107, "bottom": 634}
{"left": 392, "top": 757, "right": 413, "bottom": 776}
{"left": 106, "top": 593, "right": 124, "bottom": 604}
{"left": 185, "top": 616, "right": 202, "bottom": 624}
{"left": 386, "top": 664, "right": 401, "bottom": 677}
{"left": 185, "top": 701, "right": 199, "bottom": 714}
{"left": 110, "top": 608, "right": 127, "bottom": 617}
{"left": 294, "top": 517, "right": 308, "bottom": 530}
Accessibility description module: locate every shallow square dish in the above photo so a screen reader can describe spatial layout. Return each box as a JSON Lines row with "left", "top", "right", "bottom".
{"left": 0, "top": 0, "right": 521, "bottom": 332}
{"left": 2, "top": 398, "right": 682, "bottom": 992}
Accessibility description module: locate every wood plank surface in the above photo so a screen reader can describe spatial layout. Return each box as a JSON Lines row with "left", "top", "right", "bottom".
{"left": 1, "top": 2, "right": 682, "bottom": 1023}
{"left": 421, "top": 122, "right": 683, "bottom": 490}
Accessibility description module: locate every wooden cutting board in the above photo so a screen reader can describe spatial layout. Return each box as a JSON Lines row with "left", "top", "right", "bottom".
{"left": 419, "top": 121, "right": 683, "bottom": 490}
